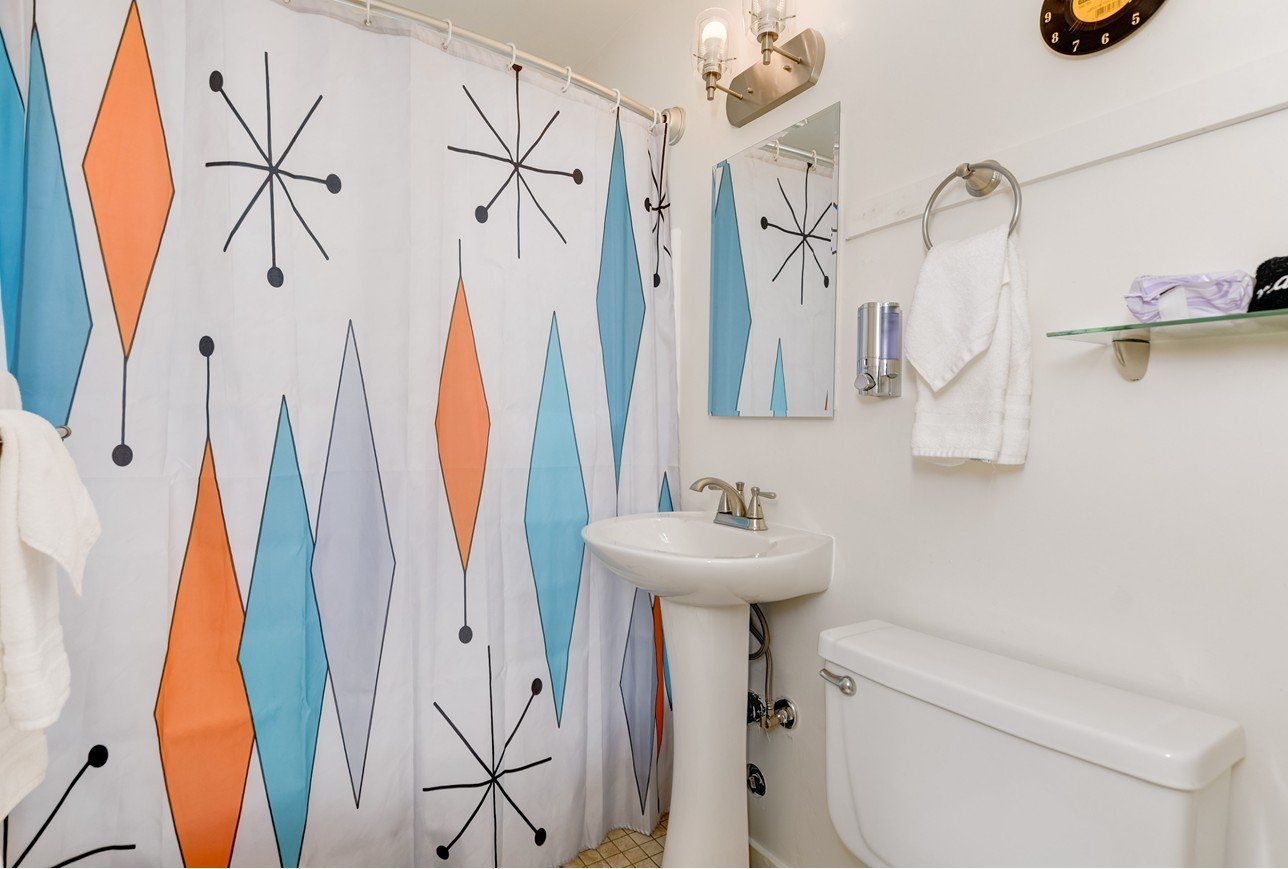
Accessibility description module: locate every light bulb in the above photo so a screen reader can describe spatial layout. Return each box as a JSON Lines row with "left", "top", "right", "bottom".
{"left": 694, "top": 7, "right": 736, "bottom": 99}
{"left": 701, "top": 18, "right": 728, "bottom": 49}
{"left": 694, "top": 8, "right": 734, "bottom": 70}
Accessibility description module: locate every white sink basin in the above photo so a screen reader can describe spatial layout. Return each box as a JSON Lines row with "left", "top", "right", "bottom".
{"left": 582, "top": 511, "right": 832, "bottom": 606}
{"left": 583, "top": 509, "right": 833, "bottom": 867}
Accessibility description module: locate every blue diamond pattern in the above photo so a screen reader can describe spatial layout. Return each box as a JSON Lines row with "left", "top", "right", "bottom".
{"left": 12, "top": 27, "right": 90, "bottom": 424}
{"left": 709, "top": 160, "right": 751, "bottom": 417}
{"left": 596, "top": 117, "right": 645, "bottom": 486}
{"left": 0, "top": 32, "right": 24, "bottom": 365}
{"left": 525, "top": 314, "right": 588, "bottom": 726}
{"left": 240, "top": 399, "right": 328, "bottom": 868}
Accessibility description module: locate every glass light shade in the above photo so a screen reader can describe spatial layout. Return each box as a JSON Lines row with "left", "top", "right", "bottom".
{"left": 744, "top": 0, "right": 796, "bottom": 40}
{"left": 694, "top": 7, "right": 734, "bottom": 71}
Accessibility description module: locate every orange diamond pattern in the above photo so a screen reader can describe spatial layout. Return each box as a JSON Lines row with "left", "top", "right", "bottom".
{"left": 83, "top": 0, "right": 172, "bottom": 357}
{"left": 155, "top": 441, "right": 253, "bottom": 867}
{"left": 436, "top": 273, "right": 490, "bottom": 571}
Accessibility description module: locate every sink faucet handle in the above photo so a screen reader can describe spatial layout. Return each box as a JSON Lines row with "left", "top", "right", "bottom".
{"left": 746, "top": 487, "right": 776, "bottom": 531}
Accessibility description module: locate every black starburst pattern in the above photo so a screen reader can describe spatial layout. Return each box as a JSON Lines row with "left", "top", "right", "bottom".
{"left": 422, "top": 646, "right": 552, "bottom": 866}
{"left": 448, "top": 65, "right": 583, "bottom": 258}
{"left": 205, "top": 53, "right": 342, "bottom": 288}
{"left": 643, "top": 121, "right": 671, "bottom": 289}
{"left": 2, "top": 745, "right": 136, "bottom": 868}
{"left": 760, "top": 161, "right": 833, "bottom": 304}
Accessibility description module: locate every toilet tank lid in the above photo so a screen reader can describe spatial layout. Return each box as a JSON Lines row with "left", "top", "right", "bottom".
{"left": 819, "top": 621, "right": 1244, "bottom": 792}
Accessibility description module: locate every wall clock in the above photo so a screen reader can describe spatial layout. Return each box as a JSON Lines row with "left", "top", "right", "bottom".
{"left": 1040, "top": 0, "right": 1167, "bottom": 56}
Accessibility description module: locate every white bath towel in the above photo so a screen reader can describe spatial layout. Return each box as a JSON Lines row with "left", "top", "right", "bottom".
{"left": 0, "top": 410, "right": 100, "bottom": 818}
{"left": 905, "top": 224, "right": 1031, "bottom": 465}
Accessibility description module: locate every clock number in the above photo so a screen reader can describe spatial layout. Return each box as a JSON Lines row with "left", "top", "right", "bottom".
{"left": 1044, "top": 11, "right": 1052, "bottom": 22}
{"left": 1072, "top": 38, "right": 1080, "bottom": 52}
{"left": 1051, "top": 31, "right": 1059, "bottom": 44}
{"left": 1102, "top": 32, "right": 1111, "bottom": 45}
{"left": 1132, "top": 11, "right": 1141, "bottom": 24}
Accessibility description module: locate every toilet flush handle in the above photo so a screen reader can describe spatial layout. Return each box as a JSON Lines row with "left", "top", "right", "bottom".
{"left": 819, "top": 668, "right": 856, "bottom": 695}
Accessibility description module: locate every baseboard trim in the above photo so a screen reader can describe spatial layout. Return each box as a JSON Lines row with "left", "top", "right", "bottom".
{"left": 749, "top": 836, "right": 787, "bottom": 868}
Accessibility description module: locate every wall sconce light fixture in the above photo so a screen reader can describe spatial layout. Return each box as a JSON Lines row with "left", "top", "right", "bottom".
{"left": 693, "top": 7, "right": 744, "bottom": 103}
{"left": 694, "top": 3, "right": 825, "bottom": 127}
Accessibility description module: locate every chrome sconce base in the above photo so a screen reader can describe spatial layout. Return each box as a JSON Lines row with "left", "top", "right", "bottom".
{"left": 725, "top": 28, "right": 825, "bottom": 127}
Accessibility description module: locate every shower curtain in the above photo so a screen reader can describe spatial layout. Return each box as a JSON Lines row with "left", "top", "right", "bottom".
{"left": 0, "top": 0, "right": 677, "bottom": 865}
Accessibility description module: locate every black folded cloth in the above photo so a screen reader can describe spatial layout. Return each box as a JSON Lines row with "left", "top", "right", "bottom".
{"left": 1250, "top": 256, "right": 1288, "bottom": 311}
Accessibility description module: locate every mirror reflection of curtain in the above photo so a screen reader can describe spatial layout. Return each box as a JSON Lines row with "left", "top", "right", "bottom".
{"left": 720, "top": 151, "right": 836, "bottom": 417}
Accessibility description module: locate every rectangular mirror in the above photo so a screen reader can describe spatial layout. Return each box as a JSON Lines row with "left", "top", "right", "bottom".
{"left": 709, "top": 102, "right": 839, "bottom": 418}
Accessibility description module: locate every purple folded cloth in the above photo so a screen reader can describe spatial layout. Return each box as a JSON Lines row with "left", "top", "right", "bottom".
{"left": 1125, "top": 272, "right": 1252, "bottom": 323}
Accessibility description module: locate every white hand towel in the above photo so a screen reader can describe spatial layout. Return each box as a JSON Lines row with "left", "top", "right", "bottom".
{"left": 0, "top": 410, "right": 100, "bottom": 818}
{"left": 905, "top": 224, "right": 1031, "bottom": 465}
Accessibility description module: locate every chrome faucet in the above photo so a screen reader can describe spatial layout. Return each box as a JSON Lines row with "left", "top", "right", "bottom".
{"left": 690, "top": 477, "right": 776, "bottom": 531}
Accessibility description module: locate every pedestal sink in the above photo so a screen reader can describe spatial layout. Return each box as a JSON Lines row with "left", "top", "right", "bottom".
{"left": 582, "top": 511, "right": 833, "bottom": 867}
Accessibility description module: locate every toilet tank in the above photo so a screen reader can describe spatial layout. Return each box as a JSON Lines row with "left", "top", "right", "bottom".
{"left": 819, "top": 621, "right": 1244, "bottom": 867}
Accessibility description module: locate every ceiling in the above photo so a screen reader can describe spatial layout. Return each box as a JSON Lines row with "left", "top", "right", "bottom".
{"left": 397, "top": 0, "right": 645, "bottom": 69}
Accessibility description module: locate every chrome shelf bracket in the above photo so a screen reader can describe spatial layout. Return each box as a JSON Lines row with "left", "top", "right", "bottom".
{"left": 1113, "top": 334, "right": 1151, "bottom": 381}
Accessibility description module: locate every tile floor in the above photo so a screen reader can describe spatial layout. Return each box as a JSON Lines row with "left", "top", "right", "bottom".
{"left": 563, "top": 814, "right": 667, "bottom": 868}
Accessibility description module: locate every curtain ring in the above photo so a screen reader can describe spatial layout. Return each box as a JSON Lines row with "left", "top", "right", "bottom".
{"left": 442, "top": 20, "right": 453, "bottom": 48}
{"left": 561, "top": 66, "right": 573, "bottom": 92}
{"left": 810, "top": 149, "right": 818, "bottom": 166}
{"left": 774, "top": 139, "right": 781, "bottom": 161}
{"left": 363, "top": 0, "right": 372, "bottom": 26}
{"left": 649, "top": 108, "right": 659, "bottom": 132}
{"left": 507, "top": 42, "right": 517, "bottom": 68}
{"left": 611, "top": 88, "right": 621, "bottom": 112}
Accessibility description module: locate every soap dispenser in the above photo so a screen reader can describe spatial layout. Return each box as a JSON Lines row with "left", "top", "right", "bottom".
{"left": 856, "top": 301, "right": 901, "bottom": 397}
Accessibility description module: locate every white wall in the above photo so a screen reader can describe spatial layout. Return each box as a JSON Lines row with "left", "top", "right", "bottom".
{"left": 585, "top": 2, "right": 1288, "bottom": 865}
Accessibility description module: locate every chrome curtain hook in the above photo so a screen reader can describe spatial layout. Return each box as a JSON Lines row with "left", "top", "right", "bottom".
{"left": 774, "top": 139, "right": 781, "bottom": 161}
{"left": 507, "top": 42, "right": 517, "bottom": 68}
{"left": 442, "top": 20, "right": 453, "bottom": 49}
{"left": 561, "top": 66, "right": 573, "bottom": 92}
{"left": 612, "top": 88, "right": 621, "bottom": 112}
{"left": 363, "top": 0, "right": 372, "bottom": 26}
{"left": 811, "top": 149, "right": 818, "bottom": 166}
{"left": 650, "top": 108, "right": 660, "bottom": 132}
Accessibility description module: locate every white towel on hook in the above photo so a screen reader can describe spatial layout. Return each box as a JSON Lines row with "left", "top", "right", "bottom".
{"left": 905, "top": 223, "right": 1031, "bottom": 465}
{"left": 0, "top": 410, "right": 100, "bottom": 818}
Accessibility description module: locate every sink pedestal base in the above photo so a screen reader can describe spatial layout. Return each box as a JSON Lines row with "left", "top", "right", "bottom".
{"left": 659, "top": 599, "right": 750, "bottom": 868}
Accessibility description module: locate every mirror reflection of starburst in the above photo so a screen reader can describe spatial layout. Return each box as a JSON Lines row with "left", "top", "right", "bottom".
{"left": 760, "top": 162, "right": 833, "bottom": 304}
{"left": 2, "top": 745, "right": 137, "bottom": 868}
{"left": 643, "top": 123, "right": 671, "bottom": 289}
{"left": 205, "top": 53, "right": 342, "bottom": 288}
{"left": 422, "top": 646, "right": 552, "bottom": 867}
{"left": 448, "top": 65, "right": 583, "bottom": 259}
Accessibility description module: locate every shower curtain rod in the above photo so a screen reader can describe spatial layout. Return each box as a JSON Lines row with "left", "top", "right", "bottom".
{"left": 312, "top": 0, "right": 685, "bottom": 143}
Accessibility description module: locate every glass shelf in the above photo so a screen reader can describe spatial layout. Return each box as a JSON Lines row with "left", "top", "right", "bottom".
{"left": 1046, "top": 309, "right": 1288, "bottom": 344}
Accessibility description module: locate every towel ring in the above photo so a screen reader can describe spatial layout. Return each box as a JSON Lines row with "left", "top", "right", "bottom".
{"left": 922, "top": 160, "right": 1022, "bottom": 251}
